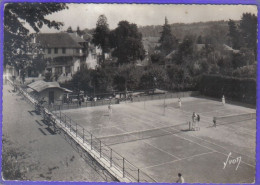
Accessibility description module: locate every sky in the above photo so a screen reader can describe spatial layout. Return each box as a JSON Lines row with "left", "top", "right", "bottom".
{"left": 38, "top": 4, "right": 257, "bottom": 33}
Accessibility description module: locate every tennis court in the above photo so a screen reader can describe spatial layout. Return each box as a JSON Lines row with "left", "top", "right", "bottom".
{"left": 61, "top": 96, "right": 256, "bottom": 183}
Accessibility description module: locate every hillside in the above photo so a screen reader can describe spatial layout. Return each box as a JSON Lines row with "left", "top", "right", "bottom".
{"left": 138, "top": 20, "right": 238, "bottom": 40}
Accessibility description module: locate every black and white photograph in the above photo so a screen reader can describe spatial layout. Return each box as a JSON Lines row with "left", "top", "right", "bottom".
{"left": 2, "top": 3, "right": 257, "bottom": 183}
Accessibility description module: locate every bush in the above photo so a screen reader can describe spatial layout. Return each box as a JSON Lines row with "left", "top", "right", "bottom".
{"left": 199, "top": 74, "right": 256, "bottom": 105}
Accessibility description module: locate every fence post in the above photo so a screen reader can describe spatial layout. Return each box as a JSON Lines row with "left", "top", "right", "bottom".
{"left": 123, "top": 158, "right": 125, "bottom": 178}
{"left": 137, "top": 169, "right": 140, "bottom": 182}
{"left": 83, "top": 128, "right": 84, "bottom": 143}
{"left": 91, "top": 134, "right": 93, "bottom": 150}
{"left": 76, "top": 123, "right": 77, "bottom": 137}
{"left": 110, "top": 148, "right": 112, "bottom": 167}
{"left": 60, "top": 110, "right": 61, "bottom": 123}
{"left": 99, "top": 140, "right": 102, "bottom": 158}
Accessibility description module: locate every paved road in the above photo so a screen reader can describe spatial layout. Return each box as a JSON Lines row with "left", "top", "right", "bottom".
{"left": 2, "top": 84, "right": 114, "bottom": 181}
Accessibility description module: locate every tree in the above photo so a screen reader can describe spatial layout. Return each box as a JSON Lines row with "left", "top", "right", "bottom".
{"left": 67, "top": 26, "right": 73, "bottom": 33}
{"left": 113, "top": 64, "right": 141, "bottom": 92}
{"left": 158, "top": 17, "right": 178, "bottom": 56}
{"left": 197, "top": 35, "right": 203, "bottom": 44}
{"left": 110, "top": 21, "right": 145, "bottom": 65}
{"left": 76, "top": 26, "right": 83, "bottom": 36}
{"left": 92, "top": 15, "right": 110, "bottom": 64}
{"left": 227, "top": 19, "right": 241, "bottom": 49}
{"left": 4, "top": 3, "right": 67, "bottom": 69}
{"left": 239, "top": 13, "right": 257, "bottom": 56}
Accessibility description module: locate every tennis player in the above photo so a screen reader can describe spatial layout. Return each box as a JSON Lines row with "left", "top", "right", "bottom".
{"left": 178, "top": 98, "right": 182, "bottom": 108}
{"left": 176, "top": 173, "right": 185, "bottom": 183}
{"left": 222, "top": 95, "right": 225, "bottom": 105}
{"left": 108, "top": 103, "right": 112, "bottom": 114}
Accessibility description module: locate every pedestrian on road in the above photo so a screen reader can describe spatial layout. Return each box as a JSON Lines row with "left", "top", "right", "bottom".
{"left": 176, "top": 173, "right": 185, "bottom": 183}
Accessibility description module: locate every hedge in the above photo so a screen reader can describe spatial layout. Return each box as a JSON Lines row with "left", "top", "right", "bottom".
{"left": 198, "top": 74, "right": 256, "bottom": 105}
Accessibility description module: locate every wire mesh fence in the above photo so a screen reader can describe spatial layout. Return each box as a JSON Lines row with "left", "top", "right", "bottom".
{"left": 132, "top": 91, "right": 199, "bottom": 103}
{"left": 7, "top": 79, "right": 157, "bottom": 182}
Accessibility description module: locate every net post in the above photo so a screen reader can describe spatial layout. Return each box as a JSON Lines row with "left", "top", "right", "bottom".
{"left": 99, "top": 140, "right": 102, "bottom": 158}
{"left": 83, "top": 128, "right": 84, "bottom": 143}
{"left": 91, "top": 134, "right": 93, "bottom": 150}
{"left": 123, "top": 158, "right": 125, "bottom": 178}
{"left": 137, "top": 169, "right": 140, "bottom": 182}
{"left": 110, "top": 148, "right": 112, "bottom": 167}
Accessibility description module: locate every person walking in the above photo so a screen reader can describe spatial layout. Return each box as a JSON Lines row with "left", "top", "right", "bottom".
{"left": 176, "top": 173, "right": 185, "bottom": 183}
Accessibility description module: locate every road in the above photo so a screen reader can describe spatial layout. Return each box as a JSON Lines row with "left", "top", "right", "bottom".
{"left": 2, "top": 83, "right": 115, "bottom": 181}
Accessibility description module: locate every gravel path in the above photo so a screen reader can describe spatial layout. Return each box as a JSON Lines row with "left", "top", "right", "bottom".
{"left": 2, "top": 84, "right": 114, "bottom": 182}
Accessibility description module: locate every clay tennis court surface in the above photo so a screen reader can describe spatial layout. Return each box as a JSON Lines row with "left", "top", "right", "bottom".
{"left": 62, "top": 97, "right": 256, "bottom": 183}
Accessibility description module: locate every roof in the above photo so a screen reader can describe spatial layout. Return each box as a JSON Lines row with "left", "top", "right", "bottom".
{"left": 68, "top": 33, "right": 86, "bottom": 43}
{"left": 223, "top": 44, "right": 240, "bottom": 53}
{"left": 83, "top": 33, "right": 93, "bottom": 41}
{"left": 196, "top": 44, "right": 205, "bottom": 51}
{"left": 36, "top": 33, "right": 83, "bottom": 48}
{"left": 27, "top": 80, "right": 72, "bottom": 93}
{"left": 165, "top": 50, "right": 177, "bottom": 59}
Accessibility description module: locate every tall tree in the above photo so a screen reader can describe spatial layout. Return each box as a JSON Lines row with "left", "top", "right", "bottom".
{"left": 110, "top": 21, "right": 145, "bottom": 65}
{"left": 239, "top": 13, "right": 257, "bottom": 55}
{"left": 67, "top": 26, "right": 73, "bottom": 33}
{"left": 76, "top": 26, "right": 83, "bottom": 36}
{"left": 227, "top": 19, "right": 241, "bottom": 49}
{"left": 92, "top": 15, "right": 110, "bottom": 64}
{"left": 4, "top": 3, "right": 67, "bottom": 69}
{"left": 158, "top": 17, "right": 178, "bottom": 56}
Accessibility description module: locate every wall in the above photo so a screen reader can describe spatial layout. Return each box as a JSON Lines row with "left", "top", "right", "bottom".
{"left": 43, "top": 48, "right": 83, "bottom": 59}
{"left": 38, "top": 88, "right": 64, "bottom": 105}
{"left": 85, "top": 50, "right": 98, "bottom": 69}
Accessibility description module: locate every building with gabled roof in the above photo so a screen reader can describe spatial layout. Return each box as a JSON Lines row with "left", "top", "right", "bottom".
{"left": 35, "top": 32, "right": 88, "bottom": 82}
{"left": 27, "top": 80, "right": 72, "bottom": 105}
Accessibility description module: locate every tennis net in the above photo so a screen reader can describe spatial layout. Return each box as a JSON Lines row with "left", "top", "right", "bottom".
{"left": 98, "top": 123, "right": 186, "bottom": 146}
{"left": 214, "top": 112, "right": 256, "bottom": 126}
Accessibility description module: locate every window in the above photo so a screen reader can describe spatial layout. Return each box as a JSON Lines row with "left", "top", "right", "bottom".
{"left": 48, "top": 48, "right": 51, "bottom": 54}
{"left": 54, "top": 48, "right": 58, "bottom": 54}
{"left": 62, "top": 48, "right": 66, "bottom": 54}
{"left": 76, "top": 48, "right": 80, "bottom": 54}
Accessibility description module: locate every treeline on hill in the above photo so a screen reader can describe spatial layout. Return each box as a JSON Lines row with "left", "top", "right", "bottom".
{"left": 138, "top": 20, "right": 232, "bottom": 40}
{"left": 62, "top": 13, "right": 256, "bottom": 104}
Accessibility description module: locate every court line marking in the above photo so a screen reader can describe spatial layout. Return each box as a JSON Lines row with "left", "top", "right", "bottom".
{"left": 114, "top": 126, "right": 182, "bottom": 160}
{"left": 126, "top": 104, "right": 256, "bottom": 160}
{"left": 125, "top": 103, "right": 255, "bottom": 167}
{"left": 166, "top": 105, "right": 256, "bottom": 137}
{"left": 65, "top": 100, "right": 255, "bottom": 169}
{"left": 103, "top": 103, "right": 256, "bottom": 164}
{"left": 141, "top": 151, "right": 216, "bottom": 170}
{"left": 98, "top": 124, "right": 185, "bottom": 139}
{"left": 172, "top": 133, "right": 255, "bottom": 168}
